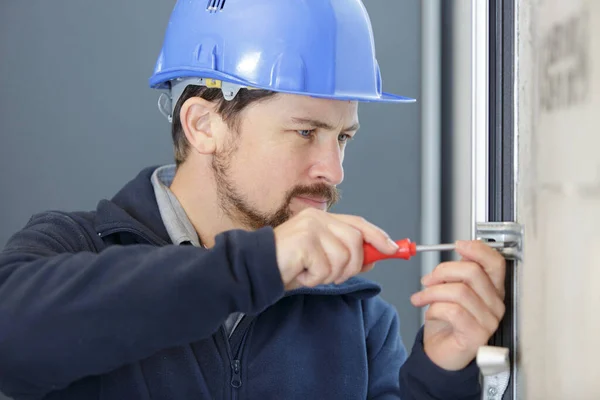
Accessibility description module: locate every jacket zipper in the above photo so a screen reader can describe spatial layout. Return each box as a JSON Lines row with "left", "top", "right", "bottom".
{"left": 220, "top": 326, "right": 242, "bottom": 400}
{"left": 221, "top": 319, "right": 254, "bottom": 400}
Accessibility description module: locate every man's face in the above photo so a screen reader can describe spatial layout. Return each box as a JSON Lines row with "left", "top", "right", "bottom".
{"left": 211, "top": 93, "right": 359, "bottom": 230}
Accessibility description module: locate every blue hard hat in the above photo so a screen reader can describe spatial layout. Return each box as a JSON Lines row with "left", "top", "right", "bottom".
{"left": 150, "top": 0, "right": 415, "bottom": 104}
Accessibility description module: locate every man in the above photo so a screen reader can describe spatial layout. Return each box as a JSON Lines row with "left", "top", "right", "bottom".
{"left": 0, "top": 1, "right": 505, "bottom": 399}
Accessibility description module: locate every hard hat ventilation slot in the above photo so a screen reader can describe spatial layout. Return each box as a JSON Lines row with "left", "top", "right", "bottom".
{"left": 206, "top": 0, "right": 226, "bottom": 13}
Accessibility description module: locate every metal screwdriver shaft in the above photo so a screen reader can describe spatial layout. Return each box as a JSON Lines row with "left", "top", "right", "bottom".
{"left": 416, "top": 242, "right": 506, "bottom": 253}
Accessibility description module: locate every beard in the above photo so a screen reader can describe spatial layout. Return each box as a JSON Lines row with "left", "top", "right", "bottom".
{"left": 211, "top": 146, "right": 340, "bottom": 230}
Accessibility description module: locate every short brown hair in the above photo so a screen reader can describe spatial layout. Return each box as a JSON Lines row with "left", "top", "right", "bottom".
{"left": 171, "top": 85, "right": 276, "bottom": 166}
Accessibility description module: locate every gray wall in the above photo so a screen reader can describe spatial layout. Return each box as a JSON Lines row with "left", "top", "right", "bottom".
{"left": 338, "top": 1, "right": 422, "bottom": 349}
{"left": 0, "top": 1, "right": 421, "bottom": 397}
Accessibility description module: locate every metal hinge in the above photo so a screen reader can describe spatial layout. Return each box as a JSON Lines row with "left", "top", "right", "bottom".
{"left": 475, "top": 222, "right": 523, "bottom": 261}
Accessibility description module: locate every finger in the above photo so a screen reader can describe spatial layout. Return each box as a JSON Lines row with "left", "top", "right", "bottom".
{"left": 411, "top": 283, "right": 500, "bottom": 334}
{"left": 425, "top": 302, "right": 492, "bottom": 345}
{"left": 456, "top": 240, "right": 506, "bottom": 294}
{"left": 422, "top": 261, "right": 506, "bottom": 320}
{"left": 297, "top": 239, "right": 332, "bottom": 287}
{"left": 319, "top": 227, "right": 354, "bottom": 284}
{"left": 327, "top": 222, "right": 363, "bottom": 284}
{"left": 330, "top": 214, "right": 398, "bottom": 255}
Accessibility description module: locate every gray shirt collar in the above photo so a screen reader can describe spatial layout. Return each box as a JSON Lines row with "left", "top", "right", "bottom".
{"left": 151, "top": 165, "right": 201, "bottom": 247}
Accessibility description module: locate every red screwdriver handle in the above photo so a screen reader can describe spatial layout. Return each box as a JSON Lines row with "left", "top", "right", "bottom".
{"left": 362, "top": 238, "right": 417, "bottom": 265}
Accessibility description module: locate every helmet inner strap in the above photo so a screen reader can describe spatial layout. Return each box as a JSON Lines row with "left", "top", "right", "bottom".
{"left": 157, "top": 77, "right": 248, "bottom": 123}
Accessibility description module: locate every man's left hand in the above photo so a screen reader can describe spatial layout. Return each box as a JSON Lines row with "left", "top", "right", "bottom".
{"left": 410, "top": 240, "right": 507, "bottom": 371}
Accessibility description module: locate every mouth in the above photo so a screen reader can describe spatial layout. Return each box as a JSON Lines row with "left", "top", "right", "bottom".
{"left": 294, "top": 196, "right": 329, "bottom": 209}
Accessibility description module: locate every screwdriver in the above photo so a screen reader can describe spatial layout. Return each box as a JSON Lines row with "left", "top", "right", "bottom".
{"left": 362, "top": 239, "right": 506, "bottom": 265}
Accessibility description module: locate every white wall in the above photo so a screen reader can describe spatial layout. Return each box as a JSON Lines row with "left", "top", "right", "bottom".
{"left": 517, "top": 0, "right": 600, "bottom": 398}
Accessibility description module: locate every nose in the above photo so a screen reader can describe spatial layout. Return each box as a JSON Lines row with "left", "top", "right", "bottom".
{"left": 308, "top": 140, "right": 345, "bottom": 185}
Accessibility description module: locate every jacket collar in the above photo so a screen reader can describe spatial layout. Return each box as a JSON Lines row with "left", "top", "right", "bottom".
{"left": 94, "top": 166, "right": 170, "bottom": 245}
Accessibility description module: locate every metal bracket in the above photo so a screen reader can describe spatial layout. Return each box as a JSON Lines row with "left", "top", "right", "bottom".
{"left": 477, "top": 346, "right": 511, "bottom": 400}
{"left": 475, "top": 222, "right": 523, "bottom": 260}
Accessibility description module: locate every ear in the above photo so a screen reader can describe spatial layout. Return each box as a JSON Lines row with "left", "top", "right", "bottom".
{"left": 179, "top": 97, "right": 218, "bottom": 155}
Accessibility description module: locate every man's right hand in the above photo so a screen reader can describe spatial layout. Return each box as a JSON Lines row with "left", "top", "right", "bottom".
{"left": 273, "top": 208, "right": 399, "bottom": 290}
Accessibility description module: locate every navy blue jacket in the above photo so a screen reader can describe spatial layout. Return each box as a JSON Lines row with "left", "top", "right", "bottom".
{"left": 0, "top": 167, "right": 481, "bottom": 399}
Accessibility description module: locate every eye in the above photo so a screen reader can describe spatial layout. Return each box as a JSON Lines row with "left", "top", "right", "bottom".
{"left": 297, "top": 129, "right": 315, "bottom": 138}
{"left": 338, "top": 133, "right": 353, "bottom": 143}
